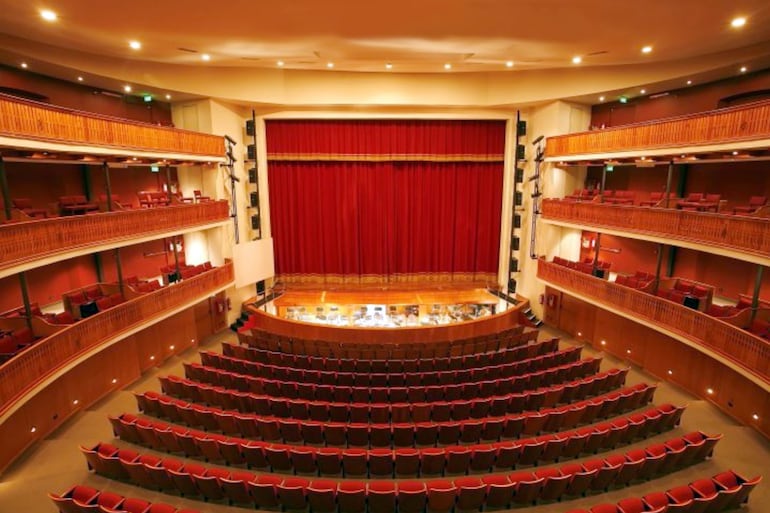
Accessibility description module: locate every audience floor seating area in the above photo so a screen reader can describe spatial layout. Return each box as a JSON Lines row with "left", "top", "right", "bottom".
{"left": 1, "top": 326, "right": 766, "bottom": 513}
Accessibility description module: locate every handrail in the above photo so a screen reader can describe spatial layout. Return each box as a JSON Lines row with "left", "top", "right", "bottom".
{"left": 545, "top": 99, "right": 770, "bottom": 157}
{"left": 537, "top": 259, "right": 770, "bottom": 383}
{"left": 0, "top": 262, "right": 235, "bottom": 415}
{"left": 541, "top": 199, "right": 770, "bottom": 260}
{"left": 0, "top": 93, "right": 224, "bottom": 157}
{"left": 0, "top": 201, "right": 230, "bottom": 274}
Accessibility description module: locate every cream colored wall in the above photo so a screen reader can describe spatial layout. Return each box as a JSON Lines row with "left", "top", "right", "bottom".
{"left": 515, "top": 101, "right": 590, "bottom": 318}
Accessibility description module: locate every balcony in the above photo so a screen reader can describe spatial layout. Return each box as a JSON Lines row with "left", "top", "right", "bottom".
{"left": 0, "top": 93, "right": 224, "bottom": 159}
{"left": 545, "top": 100, "right": 770, "bottom": 160}
{"left": 0, "top": 201, "right": 231, "bottom": 278}
{"left": 540, "top": 199, "right": 770, "bottom": 265}
{"left": 0, "top": 261, "right": 234, "bottom": 416}
{"left": 537, "top": 259, "right": 770, "bottom": 385}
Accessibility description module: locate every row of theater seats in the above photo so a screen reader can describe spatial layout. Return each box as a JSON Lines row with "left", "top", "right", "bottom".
{"left": 561, "top": 189, "right": 767, "bottom": 215}
{"left": 78, "top": 431, "right": 723, "bottom": 511}
{"left": 0, "top": 326, "right": 36, "bottom": 363}
{"left": 50, "top": 484, "right": 199, "bottom": 513}
{"left": 614, "top": 272, "right": 654, "bottom": 291}
{"left": 223, "top": 336, "right": 557, "bottom": 372}
{"left": 180, "top": 356, "right": 602, "bottom": 402}
{"left": 64, "top": 285, "right": 127, "bottom": 320}
{"left": 551, "top": 256, "right": 611, "bottom": 277}
{"left": 131, "top": 382, "right": 656, "bottom": 447}
{"left": 199, "top": 344, "right": 583, "bottom": 386}
{"left": 238, "top": 323, "right": 536, "bottom": 359}
{"left": 103, "top": 405, "right": 688, "bottom": 475}
{"left": 160, "top": 262, "right": 213, "bottom": 284}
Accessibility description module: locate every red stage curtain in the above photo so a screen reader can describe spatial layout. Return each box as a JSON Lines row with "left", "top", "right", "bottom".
{"left": 268, "top": 161, "right": 503, "bottom": 284}
{"left": 266, "top": 119, "right": 506, "bottom": 161}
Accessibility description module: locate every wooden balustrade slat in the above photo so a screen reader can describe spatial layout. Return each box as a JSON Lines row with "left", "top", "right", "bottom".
{"left": 0, "top": 93, "right": 224, "bottom": 157}
{"left": 545, "top": 100, "right": 770, "bottom": 157}
{"left": 537, "top": 259, "right": 770, "bottom": 383}
{"left": 0, "top": 262, "right": 234, "bottom": 413}
{"left": 0, "top": 202, "right": 230, "bottom": 273}
{"left": 541, "top": 200, "right": 770, "bottom": 259}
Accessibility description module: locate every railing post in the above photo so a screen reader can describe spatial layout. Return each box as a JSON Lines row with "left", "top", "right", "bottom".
{"left": 599, "top": 164, "right": 607, "bottom": 203}
{"left": 0, "top": 154, "right": 12, "bottom": 221}
{"left": 114, "top": 248, "right": 125, "bottom": 298}
{"left": 592, "top": 233, "right": 602, "bottom": 273}
{"left": 653, "top": 243, "right": 665, "bottom": 294}
{"left": 103, "top": 162, "right": 113, "bottom": 212}
{"left": 18, "top": 272, "right": 33, "bottom": 330}
{"left": 172, "top": 235, "right": 181, "bottom": 281}
{"left": 750, "top": 265, "right": 764, "bottom": 325}
{"left": 664, "top": 160, "right": 674, "bottom": 208}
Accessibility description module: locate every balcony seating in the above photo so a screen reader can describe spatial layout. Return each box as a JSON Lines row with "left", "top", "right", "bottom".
{"left": 638, "top": 191, "right": 677, "bottom": 207}
{"left": 705, "top": 304, "right": 741, "bottom": 319}
{"left": 193, "top": 190, "right": 211, "bottom": 203}
{"left": 51, "top": 311, "right": 76, "bottom": 325}
{"left": 604, "top": 190, "right": 636, "bottom": 205}
{"left": 11, "top": 197, "right": 48, "bottom": 218}
{"left": 565, "top": 189, "right": 599, "bottom": 202}
{"left": 138, "top": 191, "right": 171, "bottom": 208}
{"left": 98, "top": 193, "right": 132, "bottom": 210}
{"left": 733, "top": 195, "right": 767, "bottom": 215}
{"left": 676, "top": 192, "right": 722, "bottom": 212}
{"left": 59, "top": 195, "right": 99, "bottom": 216}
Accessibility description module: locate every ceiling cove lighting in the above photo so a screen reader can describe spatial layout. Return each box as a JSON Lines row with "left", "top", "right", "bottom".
{"left": 641, "top": 45, "right": 653, "bottom": 54}
{"left": 731, "top": 16, "right": 747, "bottom": 28}
{"left": 572, "top": 56, "right": 582, "bottom": 64}
{"left": 40, "top": 9, "right": 57, "bottom": 21}
{"left": 129, "top": 40, "right": 141, "bottom": 50}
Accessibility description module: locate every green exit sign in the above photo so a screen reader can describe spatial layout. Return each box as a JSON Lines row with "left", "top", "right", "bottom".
{"left": 143, "top": 95, "right": 153, "bottom": 102}
{"left": 151, "top": 165, "right": 160, "bottom": 172}
{"left": 606, "top": 164, "right": 614, "bottom": 172}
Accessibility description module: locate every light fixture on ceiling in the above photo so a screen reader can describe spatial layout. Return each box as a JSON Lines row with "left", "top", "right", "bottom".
{"left": 640, "top": 89, "right": 646, "bottom": 94}
{"left": 687, "top": 80, "right": 692, "bottom": 85}
{"left": 165, "top": 94, "right": 171, "bottom": 99}
{"left": 77, "top": 76, "right": 84, "bottom": 82}
{"left": 385, "top": 63, "right": 393, "bottom": 70}
{"left": 444, "top": 63, "right": 452, "bottom": 70}
{"left": 40, "top": 9, "right": 57, "bottom": 22}
{"left": 277, "top": 60, "right": 284, "bottom": 67}
{"left": 129, "top": 40, "right": 141, "bottom": 50}
{"left": 740, "top": 66, "right": 747, "bottom": 73}
{"left": 572, "top": 56, "right": 582, "bottom": 64}
{"left": 641, "top": 45, "right": 653, "bottom": 54}
{"left": 599, "top": 96, "right": 605, "bottom": 102}
{"left": 123, "top": 85, "right": 132, "bottom": 93}
{"left": 326, "top": 62, "right": 334, "bottom": 68}
{"left": 706, "top": 387, "right": 714, "bottom": 395}
{"left": 506, "top": 61, "right": 514, "bottom": 68}
{"left": 201, "top": 53, "right": 211, "bottom": 61}
{"left": 731, "top": 16, "right": 747, "bottom": 28}
{"left": 753, "top": 413, "right": 760, "bottom": 421}
{"left": 21, "top": 62, "right": 28, "bottom": 69}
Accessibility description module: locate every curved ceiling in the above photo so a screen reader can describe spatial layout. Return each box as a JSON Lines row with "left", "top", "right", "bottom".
{"left": 1, "top": 1, "right": 769, "bottom": 107}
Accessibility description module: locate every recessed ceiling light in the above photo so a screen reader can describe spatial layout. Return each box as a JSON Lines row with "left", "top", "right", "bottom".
{"left": 40, "top": 9, "right": 57, "bottom": 22}
{"left": 123, "top": 85, "right": 132, "bottom": 93}
{"left": 201, "top": 53, "right": 211, "bottom": 61}
{"left": 599, "top": 96, "right": 605, "bottom": 102}
{"left": 626, "top": 349, "right": 631, "bottom": 354}
{"left": 326, "top": 62, "right": 334, "bottom": 68}
{"left": 277, "top": 60, "right": 284, "bottom": 67}
{"left": 752, "top": 413, "right": 759, "bottom": 421}
{"left": 111, "top": 378, "right": 117, "bottom": 384}
{"left": 129, "top": 40, "right": 141, "bottom": 50}
{"left": 20, "top": 62, "right": 28, "bottom": 69}
{"left": 641, "top": 46, "right": 653, "bottom": 54}
{"left": 667, "top": 370, "right": 673, "bottom": 375}
{"left": 165, "top": 94, "right": 171, "bottom": 99}
{"left": 30, "top": 426, "right": 37, "bottom": 433}
{"left": 686, "top": 80, "right": 692, "bottom": 85}
{"left": 506, "top": 61, "right": 514, "bottom": 68}
{"left": 640, "top": 89, "right": 646, "bottom": 94}
{"left": 77, "top": 76, "right": 84, "bottom": 82}
{"left": 572, "top": 56, "right": 582, "bottom": 64}
{"left": 385, "top": 63, "right": 393, "bottom": 70}
{"left": 731, "top": 16, "right": 747, "bottom": 28}
{"left": 707, "top": 387, "right": 714, "bottom": 395}
{"left": 444, "top": 63, "right": 452, "bottom": 70}
{"left": 740, "top": 66, "right": 747, "bottom": 73}
{"left": 732, "top": 151, "right": 739, "bottom": 155}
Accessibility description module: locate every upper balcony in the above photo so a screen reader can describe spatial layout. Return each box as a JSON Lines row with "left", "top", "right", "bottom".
{"left": 0, "top": 92, "right": 224, "bottom": 161}
{"left": 540, "top": 199, "right": 770, "bottom": 266}
{"left": 545, "top": 100, "right": 770, "bottom": 161}
{"left": 537, "top": 259, "right": 770, "bottom": 388}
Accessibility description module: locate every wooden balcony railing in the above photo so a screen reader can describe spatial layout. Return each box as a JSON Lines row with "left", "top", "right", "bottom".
{"left": 0, "top": 93, "right": 224, "bottom": 157}
{"left": 537, "top": 259, "right": 770, "bottom": 382}
{"left": 545, "top": 100, "right": 770, "bottom": 158}
{"left": 0, "top": 201, "right": 230, "bottom": 274}
{"left": 0, "top": 262, "right": 234, "bottom": 414}
{"left": 541, "top": 199, "right": 770, "bottom": 260}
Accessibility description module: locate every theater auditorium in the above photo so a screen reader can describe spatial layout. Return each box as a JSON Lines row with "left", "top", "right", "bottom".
{"left": 0, "top": 2, "right": 768, "bottom": 513}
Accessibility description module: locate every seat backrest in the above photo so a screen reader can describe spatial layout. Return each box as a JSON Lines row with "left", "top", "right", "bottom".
{"left": 749, "top": 195, "right": 768, "bottom": 206}
{"left": 704, "top": 193, "right": 721, "bottom": 202}
{"left": 685, "top": 192, "right": 703, "bottom": 201}
{"left": 12, "top": 198, "right": 33, "bottom": 208}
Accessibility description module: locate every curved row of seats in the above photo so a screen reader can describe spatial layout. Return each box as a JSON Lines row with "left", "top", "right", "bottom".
{"left": 181, "top": 356, "right": 602, "bottom": 402}
{"left": 104, "top": 404, "right": 689, "bottom": 475}
{"left": 49, "top": 484, "right": 200, "bottom": 513}
{"left": 80, "top": 432, "right": 719, "bottom": 509}
{"left": 237, "top": 324, "right": 537, "bottom": 358}
{"left": 202, "top": 343, "right": 579, "bottom": 384}
{"left": 223, "top": 336, "right": 560, "bottom": 371}
{"left": 157, "top": 366, "right": 628, "bottom": 422}
{"left": 132, "top": 382, "right": 657, "bottom": 446}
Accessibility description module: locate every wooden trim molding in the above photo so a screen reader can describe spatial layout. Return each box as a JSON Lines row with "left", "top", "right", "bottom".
{"left": 545, "top": 99, "right": 770, "bottom": 158}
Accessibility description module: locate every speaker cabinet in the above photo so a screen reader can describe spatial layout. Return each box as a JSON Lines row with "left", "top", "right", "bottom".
{"left": 517, "top": 120, "right": 527, "bottom": 136}
{"left": 256, "top": 280, "right": 266, "bottom": 294}
{"left": 245, "top": 119, "right": 255, "bottom": 136}
{"left": 249, "top": 192, "right": 259, "bottom": 207}
{"left": 516, "top": 144, "right": 526, "bottom": 161}
{"left": 511, "top": 235, "right": 520, "bottom": 251}
{"left": 247, "top": 144, "right": 256, "bottom": 160}
{"left": 514, "top": 214, "right": 521, "bottom": 228}
{"left": 248, "top": 168, "right": 257, "bottom": 183}
{"left": 251, "top": 214, "right": 260, "bottom": 230}
{"left": 508, "top": 278, "right": 517, "bottom": 293}
{"left": 515, "top": 168, "right": 524, "bottom": 183}
{"left": 509, "top": 258, "right": 519, "bottom": 273}
{"left": 514, "top": 191, "right": 523, "bottom": 206}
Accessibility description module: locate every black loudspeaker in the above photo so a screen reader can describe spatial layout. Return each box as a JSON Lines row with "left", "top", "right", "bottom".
{"left": 256, "top": 280, "right": 265, "bottom": 294}
{"left": 508, "top": 278, "right": 517, "bottom": 293}
{"left": 250, "top": 192, "right": 259, "bottom": 207}
{"left": 246, "top": 119, "right": 255, "bottom": 136}
{"left": 516, "top": 144, "right": 526, "bottom": 160}
{"left": 248, "top": 168, "right": 257, "bottom": 183}
{"left": 511, "top": 235, "right": 520, "bottom": 251}
{"left": 247, "top": 144, "right": 256, "bottom": 160}
{"left": 514, "top": 191, "right": 523, "bottom": 206}
{"left": 251, "top": 214, "right": 260, "bottom": 230}
{"left": 510, "top": 258, "right": 519, "bottom": 273}
{"left": 517, "top": 120, "right": 527, "bottom": 136}
{"left": 592, "top": 268, "right": 606, "bottom": 279}
{"left": 515, "top": 168, "right": 524, "bottom": 183}
{"left": 514, "top": 214, "right": 521, "bottom": 228}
